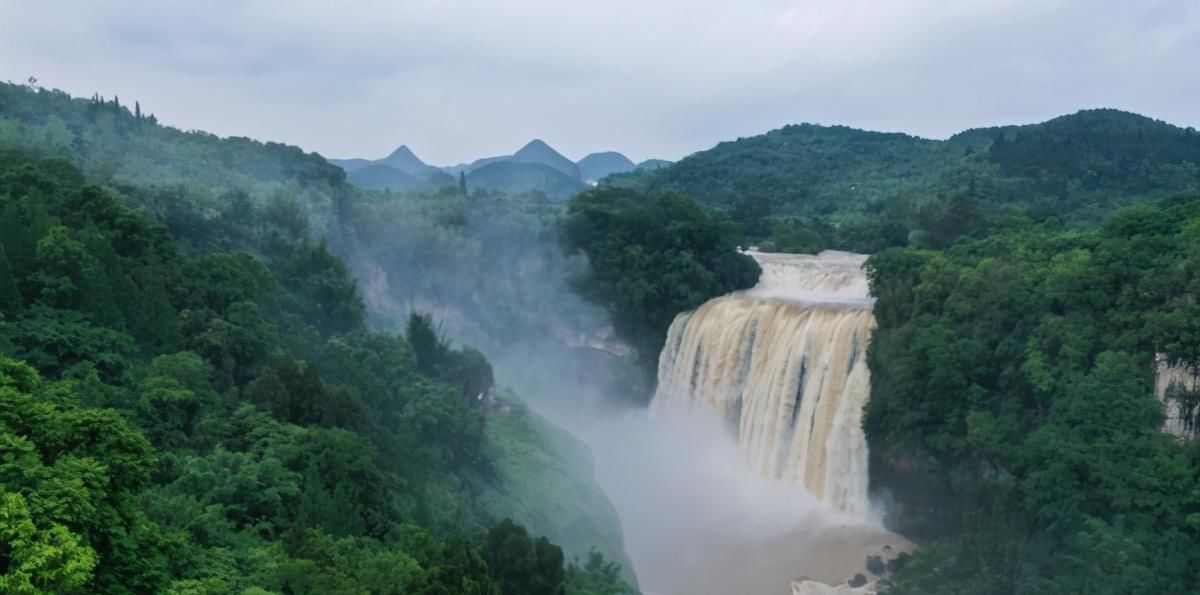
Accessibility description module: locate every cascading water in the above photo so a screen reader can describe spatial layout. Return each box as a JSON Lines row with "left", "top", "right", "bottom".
{"left": 652, "top": 250, "right": 875, "bottom": 516}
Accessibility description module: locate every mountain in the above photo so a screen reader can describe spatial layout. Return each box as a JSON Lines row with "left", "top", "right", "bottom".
{"left": 467, "top": 160, "right": 586, "bottom": 200}
{"left": 512, "top": 139, "right": 580, "bottom": 179}
{"left": 342, "top": 140, "right": 651, "bottom": 198}
{"left": 614, "top": 109, "right": 1200, "bottom": 226}
{"left": 328, "top": 157, "right": 372, "bottom": 172}
{"left": 442, "top": 155, "right": 509, "bottom": 176}
{"left": 635, "top": 158, "right": 672, "bottom": 172}
{"left": 613, "top": 123, "right": 949, "bottom": 215}
{"left": 443, "top": 140, "right": 580, "bottom": 179}
{"left": 347, "top": 163, "right": 427, "bottom": 191}
{"left": 0, "top": 81, "right": 638, "bottom": 593}
{"left": 381, "top": 139, "right": 590, "bottom": 198}
{"left": 961, "top": 108, "right": 1200, "bottom": 195}
{"left": 578, "top": 151, "right": 636, "bottom": 183}
{"left": 377, "top": 144, "right": 427, "bottom": 173}
{"left": 330, "top": 145, "right": 453, "bottom": 190}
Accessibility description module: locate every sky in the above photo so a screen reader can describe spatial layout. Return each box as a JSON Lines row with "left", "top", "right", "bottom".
{"left": 1, "top": 0, "right": 1198, "bottom": 165}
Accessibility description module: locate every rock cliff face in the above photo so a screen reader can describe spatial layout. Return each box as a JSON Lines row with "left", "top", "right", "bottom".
{"left": 1156, "top": 354, "right": 1200, "bottom": 440}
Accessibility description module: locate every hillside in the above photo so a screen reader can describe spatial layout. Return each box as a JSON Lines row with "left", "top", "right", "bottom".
{"left": 634, "top": 159, "right": 672, "bottom": 171}
{"left": 442, "top": 155, "right": 509, "bottom": 176}
{"left": 973, "top": 108, "right": 1200, "bottom": 194}
{"left": 347, "top": 163, "right": 427, "bottom": 191}
{"left": 0, "top": 82, "right": 346, "bottom": 200}
{"left": 614, "top": 109, "right": 1200, "bottom": 221}
{"left": 328, "top": 157, "right": 373, "bottom": 172}
{"left": 864, "top": 194, "right": 1200, "bottom": 593}
{"left": 611, "top": 123, "right": 954, "bottom": 215}
{"left": 606, "top": 109, "right": 1200, "bottom": 254}
{"left": 0, "top": 82, "right": 638, "bottom": 594}
{"left": 468, "top": 160, "right": 587, "bottom": 200}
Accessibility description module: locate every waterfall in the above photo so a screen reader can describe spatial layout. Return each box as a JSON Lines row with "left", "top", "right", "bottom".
{"left": 652, "top": 250, "right": 874, "bottom": 516}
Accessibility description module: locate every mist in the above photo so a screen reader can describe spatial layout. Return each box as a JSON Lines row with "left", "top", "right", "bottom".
{"left": 331, "top": 187, "right": 908, "bottom": 594}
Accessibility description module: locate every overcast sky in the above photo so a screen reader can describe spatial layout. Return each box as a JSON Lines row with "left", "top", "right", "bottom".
{"left": 2, "top": 0, "right": 1198, "bottom": 165}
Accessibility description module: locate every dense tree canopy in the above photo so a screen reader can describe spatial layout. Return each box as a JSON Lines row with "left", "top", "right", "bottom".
{"left": 865, "top": 195, "right": 1200, "bottom": 593}
{"left": 15, "top": 75, "right": 1200, "bottom": 595}
{"left": 0, "top": 152, "right": 637, "bottom": 594}
{"left": 612, "top": 109, "right": 1200, "bottom": 254}
{"left": 564, "top": 187, "right": 760, "bottom": 376}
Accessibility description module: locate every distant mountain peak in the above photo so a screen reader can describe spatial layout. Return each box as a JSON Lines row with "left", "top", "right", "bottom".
{"left": 386, "top": 144, "right": 420, "bottom": 161}
{"left": 513, "top": 139, "right": 578, "bottom": 179}
{"left": 381, "top": 144, "right": 428, "bottom": 169}
{"left": 578, "top": 151, "right": 637, "bottom": 182}
{"left": 515, "top": 138, "right": 559, "bottom": 157}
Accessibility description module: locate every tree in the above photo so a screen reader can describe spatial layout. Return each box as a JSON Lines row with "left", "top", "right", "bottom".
{"left": 31, "top": 225, "right": 94, "bottom": 309}
{"left": 0, "top": 490, "right": 98, "bottom": 594}
{"left": 0, "top": 357, "right": 168, "bottom": 592}
{"left": 407, "top": 312, "right": 449, "bottom": 378}
{"left": 0, "top": 244, "right": 23, "bottom": 314}
{"left": 1, "top": 305, "right": 137, "bottom": 379}
{"left": 486, "top": 519, "right": 565, "bottom": 595}
{"left": 564, "top": 187, "right": 760, "bottom": 379}
{"left": 565, "top": 551, "right": 638, "bottom": 595}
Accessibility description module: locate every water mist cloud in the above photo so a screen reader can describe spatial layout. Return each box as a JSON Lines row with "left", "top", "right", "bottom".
{"left": 576, "top": 404, "right": 902, "bottom": 595}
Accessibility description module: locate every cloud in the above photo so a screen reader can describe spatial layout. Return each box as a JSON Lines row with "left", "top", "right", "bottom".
{"left": 1, "top": 0, "right": 1197, "bottom": 164}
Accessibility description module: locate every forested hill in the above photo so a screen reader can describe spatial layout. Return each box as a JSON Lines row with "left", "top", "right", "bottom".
{"left": 0, "top": 82, "right": 638, "bottom": 594}
{"left": 0, "top": 81, "right": 350, "bottom": 232}
{"left": 611, "top": 109, "right": 1200, "bottom": 251}
{"left": 864, "top": 194, "right": 1200, "bottom": 594}
{"left": 613, "top": 123, "right": 949, "bottom": 215}
{"left": 968, "top": 109, "right": 1200, "bottom": 195}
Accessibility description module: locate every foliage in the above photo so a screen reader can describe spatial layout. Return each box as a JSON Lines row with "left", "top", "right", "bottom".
{"left": 865, "top": 196, "right": 1200, "bottom": 593}
{"left": 0, "top": 149, "right": 637, "bottom": 593}
{"left": 470, "top": 392, "right": 634, "bottom": 579}
{"left": 0, "top": 82, "right": 349, "bottom": 235}
{"left": 563, "top": 186, "right": 760, "bottom": 374}
{"left": 612, "top": 110, "right": 1200, "bottom": 254}
{"left": 486, "top": 519, "right": 566, "bottom": 595}
{"left": 0, "top": 489, "right": 97, "bottom": 594}
{"left": 0, "top": 357, "right": 166, "bottom": 593}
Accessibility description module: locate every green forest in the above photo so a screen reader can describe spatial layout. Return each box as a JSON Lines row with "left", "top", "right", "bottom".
{"left": 613, "top": 109, "right": 1200, "bottom": 255}
{"left": 581, "top": 111, "right": 1200, "bottom": 591}
{"left": 563, "top": 187, "right": 760, "bottom": 377}
{"left": 0, "top": 83, "right": 637, "bottom": 594}
{"left": 6, "top": 73, "right": 1200, "bottom": 595}
{"left": 865, "top": 196, "right": 1200, "bottom": 593}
